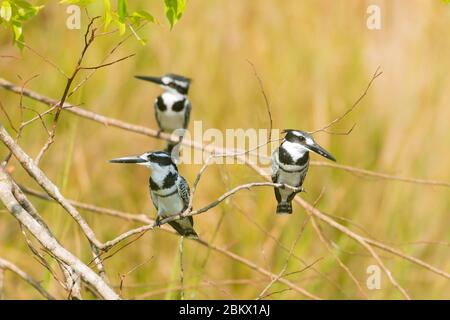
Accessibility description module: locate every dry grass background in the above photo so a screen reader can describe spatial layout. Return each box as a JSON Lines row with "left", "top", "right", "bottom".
{"left": 0, "top": 0, "right": 449, "bottom": 299}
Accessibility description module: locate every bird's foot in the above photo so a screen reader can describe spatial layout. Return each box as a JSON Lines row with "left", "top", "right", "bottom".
{"left": 154, "top": 216, "right": 162, "bottom": 227}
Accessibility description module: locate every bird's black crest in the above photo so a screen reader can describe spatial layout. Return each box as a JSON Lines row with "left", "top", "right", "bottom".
{"left": 165, "top": 74, "right": 191, "bottom": 95}
{"left": 283, "top": 129, "right": 310, "bottom": 144}
{"left": 146, "top": 151, "right": 176, "bottom": 167}
{"left": 165, "top": 73, "right": 192, "bottom": 83}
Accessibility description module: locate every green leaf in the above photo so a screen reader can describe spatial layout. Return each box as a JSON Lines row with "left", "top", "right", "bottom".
{"left": 16, "top": 4, "right": 43, "bottom": 21}
{"left": 0, "top": 1, "right": 12, "bottom": 22}
{"left": 130, "top": 9, "right": 156, "bottom": 24}
{"left": 114, "top": 18, "right": 126, "bottom": 35}
{"left": 12, "top": 21, "right": 24, "bottom": 49}
{"left": 164, "top": 0, "right": 186, "bottom": 29}
{"left": 59, "top": 0, "right": 95, "bottom": 5}
{"left": 117, "top": 0, "right": 127, "bottom": 23}
{"left": 103, "top": 0, "right": 112, "bottom": 29}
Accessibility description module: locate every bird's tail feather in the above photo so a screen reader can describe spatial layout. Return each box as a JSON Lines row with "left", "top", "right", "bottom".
{"left": 276, "top": 202, "right": 292, "bottom": 214}
{"left": 169, "top": 219, "right": 199, "bottom": 239}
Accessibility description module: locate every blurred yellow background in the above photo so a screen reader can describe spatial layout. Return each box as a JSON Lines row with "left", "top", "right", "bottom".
{"left": 0, "top": 0, "right": 449, "bottom": 299}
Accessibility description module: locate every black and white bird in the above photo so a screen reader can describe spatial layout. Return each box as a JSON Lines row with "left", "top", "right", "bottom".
{"left": 110, "top": 151, "right": 198, "bottom": 238}
{"left": 135, "top": 73, "right": 192, "bottom": 151}
{"left": 272, "top": 130, "right": 336, "bottom": 214}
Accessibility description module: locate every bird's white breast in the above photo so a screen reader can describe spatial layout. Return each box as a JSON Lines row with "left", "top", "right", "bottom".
{"left": 158, "top": 92, "right": 186, "bottom": 132}
{"left": 273, "top": 145, "right": 308, "bottom": 201}
{"left": 155, "top": 190, "right": 184, "bottom": 217}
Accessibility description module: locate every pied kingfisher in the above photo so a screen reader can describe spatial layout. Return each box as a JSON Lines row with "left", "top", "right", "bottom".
{"left": 135, "top": 73, "right": 192, "bottom": 151}
{"left": 110, "top": 151, "right": 198, "bottom": 238}
{"left": 272, "top": 130, "right": 336, "bottom": 214}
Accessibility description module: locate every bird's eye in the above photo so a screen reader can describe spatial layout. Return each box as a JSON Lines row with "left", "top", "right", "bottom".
{"left": 298, "top": 136, "right": 305, "bottom": 142}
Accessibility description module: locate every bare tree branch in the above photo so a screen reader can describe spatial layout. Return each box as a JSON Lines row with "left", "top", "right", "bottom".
{"left": 135, "top": 278, "right": 266, "bottom": 299}
{"left": 34, "top": 17, "right": 100, "bottom": 164}
{"left": 311, "top": 216, "right": 368, "bottom": 299}
{"left": 21, "top": 165, "right": 450, "bottom": 295}
{"left": 257, "top": 191, "right": 323, "bottom": 300}
{"left": 179, "top": 237, "right": 185, "bottom": 300}
{"left": 101, "top": 182, "right": 304, "bottom": 250}
{"left": 309, "top": 67, "right": 383, "bottom": 135}
{"left": 247, "top": 161, "right": 413, "bottom": 299}
{"left": 2, "top": 77, "right": 448, "bottom": 190}
{"left": 79, "top": 53, "right": 136, "bottom": 70}
{"left": 0, "top": 124, "right": 103, "bottom": 249}
{"left": 2, "top": 79, "right": 447, "bottom": 283}
{"left": 0, "top": 257, "right": 55, "bottom": 300}
{"left": 0, "top": 166, "right": 119, "bottom": 299}
{"left": 21, "top": 185, "right": 148, "bottom": 222}
{"left": 257, "top": 257, "right": 323, "bottom": 300}
{"left": 1, "top": 71, "right": 449, "bottom": 301}
{"left": 21, "top": 183, "right": 321, "bottom": 299}
{"left": 312, "top": 161, "right": 450, "bottom": 188}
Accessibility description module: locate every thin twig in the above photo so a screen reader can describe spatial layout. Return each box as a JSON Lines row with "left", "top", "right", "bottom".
{"left": 256, "top": 191, "right": 323, "bottom": 299}
{"left": 34, "top": 17, "right": 100, "bottom": 165}
{"left": 3, "top": 79, "right": 448, "bottom": 282}
{"left": 79, "top": 53, "right": 136, "bottom": 70}
{"left": 309, "top": 67, "right": 382, "bottom": 134}
{"left": 22, "top": 185, "right": 330, "bottom": 299}
{"left": 0, "top": 257, "right": 55, "bottom": 300}
{"left": 0, "top": 125, "right": 102, "bottom": 245}
{"left": 179, "top": 237, "right": 185, "bottom": 300}
{"left": 247, "top": 60, "right": 273, "bottom": 141}
{"left": 257, "top": 257, "right": 323, "bottom": 300}
{"left": 246, "top": 161, "right": 413, "bottom": 299}
{"left": 19, "top": 42, "right": 69, "bottom": 78}
{"left": 311, "top": 217, "right": 368, "bottom": 299}
{"left": 119, "top": 256, "right": 153, "bottom": 297}
{"left": 1, "top": 78, "right": 449, "bottom": 189}
{"left": 1, "top": 74, "right": 449, "bottom": 301}
{"left": 0, "top": 167, "right": 119, "bottom": 299}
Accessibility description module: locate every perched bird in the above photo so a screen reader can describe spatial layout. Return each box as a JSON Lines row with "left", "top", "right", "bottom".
{"left": 272, "top": 129, "right": 336, "bottom": 214}
{"left": 135, "top": 73, "right": 192, "bottom": 152}
{"left": 110, "top": 151, "right": 198, "bottom": 238}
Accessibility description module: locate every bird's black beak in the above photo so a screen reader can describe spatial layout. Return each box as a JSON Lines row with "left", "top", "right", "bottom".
{"left": 134, "top": 75, "right": 164, "bottom": 85}
{"left": 306, "top": 143, "right": 336, "bottom": 162}
{"left": 109, "top": 156, "right": 146, "bottom": 164}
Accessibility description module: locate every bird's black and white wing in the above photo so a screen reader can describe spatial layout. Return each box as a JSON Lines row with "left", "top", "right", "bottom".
{"left": 154, "top": 97, "right": 163, "bottom": 130}
{"left": 183, "top": 100, "right": 192, "bottom": 129}
{"left": 149, "top": 189, "right": 159, "bottom": 211}
{"left": 271, "top": 147, "right": 282, "bottom": 203}
{"left": 177, "top": 176, "right": 191, "bottom": 210}
{"left": 176, "top": 175, "right": 194, "bottom": 225}
{"left": 271, "top": 147, "right": 280, "bottom": 183}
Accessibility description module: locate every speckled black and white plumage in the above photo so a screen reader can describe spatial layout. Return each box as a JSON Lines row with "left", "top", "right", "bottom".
{"left": 272, "top": 142, "right": 309, "bottom": 214}
{"left": 136, "top": 73, "right": 192, "bottom": 153}
{"left": 110, "top": 151, "right": 198, "bottom": 238}
{"left": 272, "top": 130, "right": 336, "bottom": 214}
{"left": 154, "top": 93, "right": 191, "bottom": 133}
